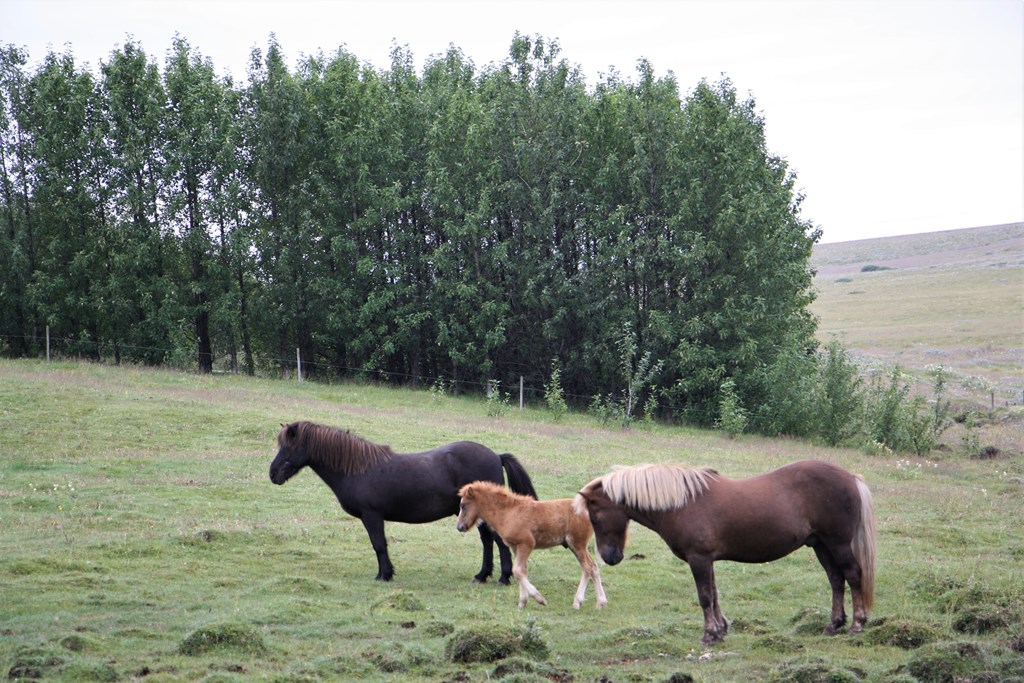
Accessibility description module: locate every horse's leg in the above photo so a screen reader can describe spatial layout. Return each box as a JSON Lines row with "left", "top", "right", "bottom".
{"left": 473, "top": 523, "right": 495, "bottom": 584}
{"left": 689, "top": 558, "right": 726, "bottom": 646}
{"left": 812, "top": 542, "right": 848, "bottom": 634}
{"left": 572, "top": 545, "right": 607, "bottom": 609}
{"left": 569, "top": 546, "right": 589, "bottom": 609}
{"left": 708, "top": 563, "right": 728, "bottom": 634}
{"left": 512, "top": 543, "right": 546, "bottom": 608}
{"left": 829, "top": 543, "right": 869, "bottom": 633}
{"left": 360, "top": 513, "right": 394, "bottom": 581}
{"left": 495, "top": 533, "right": 514, "bottom": 585}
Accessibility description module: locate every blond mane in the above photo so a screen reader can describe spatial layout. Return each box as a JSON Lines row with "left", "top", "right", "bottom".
{"left": 581, "top": 464, "right": 717, "bottom": 512}
{"left": 279, "top": 421, "right": 394, "bottom": 475}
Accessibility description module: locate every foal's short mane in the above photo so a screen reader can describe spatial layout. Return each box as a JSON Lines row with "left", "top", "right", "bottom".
{"left": 460, "top": 480, "right": 533, "bottom": 505}
{"left": 586, "top": 464, "right": 718, "bottom": 512}
{"left": 280, "top": 421, "right": 394, "bottom": 475}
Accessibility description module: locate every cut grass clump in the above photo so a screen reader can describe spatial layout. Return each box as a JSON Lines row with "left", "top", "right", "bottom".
{"left": 178, "top": 622, "right": 266, "bottom": 656}
{"left": 6, "top": 646, "right": 66, "bottom": 680}
{"left": 789, "top": 607, "right": 830, "bottom": 635}
{"left": 769, "top": 658, "right": 861, "bottom": 682}
{"left": 952, "top": 603, "right": 1022, "bottom": 635}
{"left": 445, "top": 622, "right": 549, "bottom": 663}
{"left": 904, "top": 641, "right": 989, "bottom": 682}
{"left": 370, "top": 589, "right": 426, "bottom": 614}
{"left": 753, "top": 633, "right": 805, "bottom": 653}
{"left": 491, "top": 656, "right": 572, "bottom": 682}
{"left": 864, "top": 619, "right": 942, "bottom": 649}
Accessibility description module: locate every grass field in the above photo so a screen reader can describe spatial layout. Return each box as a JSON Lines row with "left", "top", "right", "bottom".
{"left": 2, "top": 360, "right": 1023, "bottom": 682}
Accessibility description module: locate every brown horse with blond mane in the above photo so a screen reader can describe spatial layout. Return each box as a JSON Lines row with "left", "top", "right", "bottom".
{"left": 457, "top": 481, "right": 608, "bottom": 610}
{"left": 574, "top": 460, "right": 875, "bottom": 646}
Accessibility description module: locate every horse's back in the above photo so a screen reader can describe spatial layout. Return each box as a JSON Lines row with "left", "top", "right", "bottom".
{"left": 692, "top": 460, "right": 863, "bottom": 562}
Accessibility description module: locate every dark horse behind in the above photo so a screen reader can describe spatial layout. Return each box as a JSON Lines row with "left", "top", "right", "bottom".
{"left": 269, "top": 421, "right": 537, "bottom": 583}
{"left": 575, "top": 459, "right": 876, "bottom": 646}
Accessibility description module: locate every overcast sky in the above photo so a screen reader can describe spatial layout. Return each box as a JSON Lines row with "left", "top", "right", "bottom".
{"left": 2, "top": 0, "right": 1022, "bottom": 244}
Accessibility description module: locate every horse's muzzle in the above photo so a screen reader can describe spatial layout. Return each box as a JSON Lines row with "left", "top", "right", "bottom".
{"left": 456, "top": 521, "right": 470, "bottom": 533}
{"left": 599, "top": 546, "right": 624, "bottom": 566}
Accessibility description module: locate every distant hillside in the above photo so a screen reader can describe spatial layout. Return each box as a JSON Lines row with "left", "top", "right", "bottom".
{"left": 808, "top": 222, "right": 1022, "bottom": 455}
{"left": 811, "top": 222, "right": 1024, "bottom": 278}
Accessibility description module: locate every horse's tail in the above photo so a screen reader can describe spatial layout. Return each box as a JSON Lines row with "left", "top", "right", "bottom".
{"left": 853, "top": 475, "right": 876, "bottom": 614}
{"left": 500, "top": 453, "right": 538, "bottom": 500}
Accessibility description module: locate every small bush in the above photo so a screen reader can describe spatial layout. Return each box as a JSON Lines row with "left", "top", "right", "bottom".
{"left": 860, "top": 264, "right": 893, "bottom": 272}
{"left": 486, "top": 380, "right": 512, "bottom": 418}
{"left": 445, "top": 622, "right": 549, "bottom": 663}
{"left": 716, "top": 379, "right": 747, "bottom": 438}
{"left": 178, "top": 622, "right": 266, "bottom": 656}
{"left": 544, "top": 361, "right": 568, "bottom": 422}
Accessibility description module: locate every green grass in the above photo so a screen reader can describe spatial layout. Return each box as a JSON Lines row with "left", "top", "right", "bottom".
{"left": 2, "top": 359, "right": 1023, "bottom": 681}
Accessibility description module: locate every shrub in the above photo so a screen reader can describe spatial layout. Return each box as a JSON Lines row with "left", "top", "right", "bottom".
{"left": 544, "top": 360, "right": 568, "bottom": 421}
{"left": 752, "top": 339, "right": 819, "bottom": 437}
{"left": 716, "top": 379, "right": 747, "bottom": 438}
{"left": 486, "top": 380, "right": 511, "bottom": 418}
{"left": 815, "top": 340, "right": 864, "bottom": 446}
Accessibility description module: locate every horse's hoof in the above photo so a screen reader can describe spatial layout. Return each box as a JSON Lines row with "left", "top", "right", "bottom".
{"left": 596, "top": 601, "right": 607, "bottom": 610}
{"left": 498, "top": 577, "right": 512, "bottom": 586}
{"left": 471, "top": 577, "right": 486, "bottom": 584}
{"left": 700, "top": 633, "right": 725, "bottom": 647}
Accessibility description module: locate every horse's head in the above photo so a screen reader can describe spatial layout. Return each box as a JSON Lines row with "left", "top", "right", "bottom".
{"left": 455, "top": 483, "right": 480, "bottom": 532}
{"left": 574, "top": 481, "right": 630, "bottom": 565}
{"left": 269, "top": 422, "right": 311, "bottom": 485}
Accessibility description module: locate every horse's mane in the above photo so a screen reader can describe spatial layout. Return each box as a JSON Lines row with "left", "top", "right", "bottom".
{"left": 583, "top": 464, "right": 718, "bottom": 512}
{"left": 459, "top": 480, "right": 534, "bottom": 505}
{"left": 279, "top": 421, "right": 394, "bottom": 475}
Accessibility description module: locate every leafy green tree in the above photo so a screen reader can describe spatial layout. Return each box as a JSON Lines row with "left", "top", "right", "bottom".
{"left": 23, "top": 50, "right": 106, "bottom": 358}
{"left": 667, "top": 78, "right": 821, "bottom": 425}
{"left": 0, "top": 45, "right": 34, "bottom": 356}
{"left": 163, "top": 36, "right": 227, "bottom": 372}
{"left": 100, "top": 40, "right": 173, "bottom": 364}
{"left": 243, "top": 38, "right": 320, "bottom": 374}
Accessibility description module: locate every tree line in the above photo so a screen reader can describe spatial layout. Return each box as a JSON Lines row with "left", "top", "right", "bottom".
{"left": 0, "top": 33, "right": 824, "bottom": 429}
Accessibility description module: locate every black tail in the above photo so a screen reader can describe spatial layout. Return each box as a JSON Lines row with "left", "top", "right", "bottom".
{"left": 500, "top": 453, "right": 538, "bottom": 499}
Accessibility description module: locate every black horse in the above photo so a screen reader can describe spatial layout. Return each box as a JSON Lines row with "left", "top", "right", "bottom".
{"left": 269, "top": 421, "right": 538, "bottom": 583}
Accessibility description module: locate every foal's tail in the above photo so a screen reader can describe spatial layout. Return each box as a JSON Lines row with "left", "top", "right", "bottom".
{"left": 853, "top": 475, "right": 876, "bottom": 614}
{"left": 500, "top": 453, "right": 538, "bottom": 500}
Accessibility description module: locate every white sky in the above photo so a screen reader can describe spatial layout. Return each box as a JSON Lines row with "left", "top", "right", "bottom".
{"left": 2, "top": 0, "right": 1022, "bottom": 244}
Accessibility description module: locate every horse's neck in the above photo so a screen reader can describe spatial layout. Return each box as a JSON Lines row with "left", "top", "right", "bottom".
{"left": 624, "top": 504, "right": 664, "bottom": 532}
{"left": 474, "top": 495, "right": 517, "bottom": 532}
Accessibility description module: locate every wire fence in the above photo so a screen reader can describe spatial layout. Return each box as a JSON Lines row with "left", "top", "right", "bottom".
{"left": 0, "top": 329, "right": 623, "bottom": 411}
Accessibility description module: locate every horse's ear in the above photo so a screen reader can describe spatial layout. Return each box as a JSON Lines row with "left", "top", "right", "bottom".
{"left": 463, "top": 485, "right": 475, "bottom": 499}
